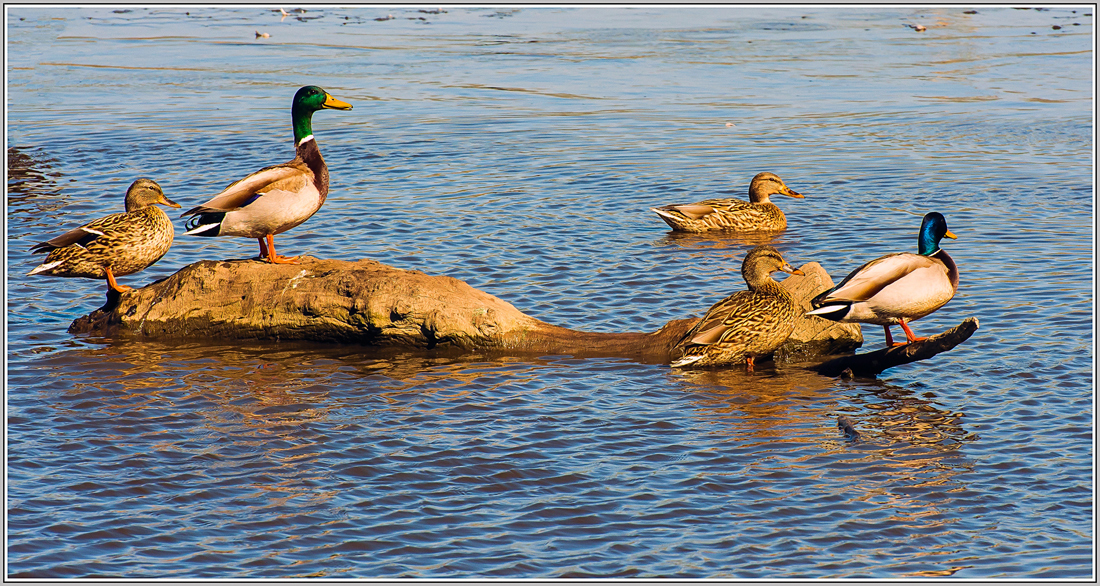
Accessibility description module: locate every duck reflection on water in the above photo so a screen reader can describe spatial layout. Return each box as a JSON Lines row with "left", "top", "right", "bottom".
{"left": 676, "top": 366, "right": 973, "bottom": 454}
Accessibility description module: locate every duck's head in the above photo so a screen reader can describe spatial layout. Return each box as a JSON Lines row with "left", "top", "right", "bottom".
{"left": 917, "top": 212, "right": 957, "bottom": 256}
{"left": 124, "top": 178, "right": 179, "bottom": 212}
{"left": 291, "top": 85, "right": 353, "bottom": 144}
{"left": 748, "top": 172, "right": 803, "bottom": 203}
{"left": 742, "top": 245, "right": 804, "bottom": 287}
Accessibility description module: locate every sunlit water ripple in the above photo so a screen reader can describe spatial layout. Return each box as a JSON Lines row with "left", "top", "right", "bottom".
{"left": 6, "top": 6, "right": 1094, "bottom": 579}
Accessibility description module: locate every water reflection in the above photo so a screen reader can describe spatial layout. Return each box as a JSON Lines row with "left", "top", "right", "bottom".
{"left": 7, "top": 146, "right": 62, "bottom": 203}
{"left": 24, "top": 327, "right": 972, "bottom": 461}
{"left": 675, "top": 366, "right": 836, "bottom": 439}
{"left": 678, "top": 366, "right": 973, "bottom": 454}
{"left": 23, "top": 337, "right": 564, "bottom": 420}
{"left": 654, "top": 230, "right": 791, "bottom": 251}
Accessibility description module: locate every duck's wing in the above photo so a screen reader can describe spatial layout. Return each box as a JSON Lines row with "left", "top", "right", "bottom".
{"left": 659, "top": 198, "right": 750, "bottom": 220}
{"left": 825, "top": 253, "right": 942, "bottom": 303}
{"left": 183, "top": 161, "right": 312, "bottom": 215}
{"left": 663, "top": 203, "right": 716, "bottom": 220}
{"left": 695, "top": 198, "right": 752, "bottom": 210}
{"left": 29, "top": 211, "right": 129, "bottom": 253}
{"left": 684, "top": 290, "right": 774, "bottom": 345}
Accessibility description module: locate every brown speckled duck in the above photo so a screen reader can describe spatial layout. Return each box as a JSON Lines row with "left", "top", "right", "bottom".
{"left": 651, "top": 172, "right": 804, "bottom": 232}
{"left": 671, "top": 245, "right": 804, "bottom": 370}
{"left": 28, "top": 178, "right": 179, "bottom": 293}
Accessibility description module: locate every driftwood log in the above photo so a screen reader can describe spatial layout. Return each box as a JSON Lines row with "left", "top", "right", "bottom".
{"left": 68, "top": 257, "right": 862, "bottom": 364}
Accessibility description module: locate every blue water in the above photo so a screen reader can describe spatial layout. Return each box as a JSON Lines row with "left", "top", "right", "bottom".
{"left": 6, "top": 6, "right": 1094, "bottom": 578}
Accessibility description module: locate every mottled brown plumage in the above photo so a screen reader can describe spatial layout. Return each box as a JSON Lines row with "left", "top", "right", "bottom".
{"left": 652, "top": 172, "right": 804, "bottom": 232}
{"left": 28, "top": 178, "right": 179, "bottom": 293}
{"left": 671, "top": 246, "right": 803, "bottom": 369}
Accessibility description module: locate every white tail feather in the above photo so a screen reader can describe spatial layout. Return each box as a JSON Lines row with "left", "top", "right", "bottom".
{"left": 184, "top": 222, "right": 220, "bottom": 236}
{"left": 28, "top": 260, "right": 63, "bottom": 275}
{"left": 670, "top": 354, "right": 705, "bottom": 368}
{"left": 804, "top": 305, "right": 847, "bottom": 317}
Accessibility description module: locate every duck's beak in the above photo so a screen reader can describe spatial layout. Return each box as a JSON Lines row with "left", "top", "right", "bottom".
{"left": 780, "top": 185, "right": 804, "bottom": 199}
{"left": 782, "top": 263, "right": 805, "bottom": 276}
{"left": 944, "top": 229, "right": 958, "bottom": 239}
{"left": 160, "top": 195, "right": 181, "bottom": 209}
{"left": 323, "top": 94, "right": 353, "bottom": 110}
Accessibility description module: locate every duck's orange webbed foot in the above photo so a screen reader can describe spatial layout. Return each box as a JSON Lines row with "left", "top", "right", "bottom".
{"left": 259, "top": 235, "right": 301, "bottom": 265}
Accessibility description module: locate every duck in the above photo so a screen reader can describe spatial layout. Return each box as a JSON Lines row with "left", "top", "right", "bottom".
{"left": 651, "top": 172, "right": 804, "bottom": 232}
{"left": 805, "top": 212, "right": 958, "bottom": 347}
{"left": 671, "top": 245, "right": 804, "bottom": 370}
{"left": 28, "top": 178, "right": 179, "bottom": 293}
{"left": 182, "top": 85, "right": 353, "bottom": 264}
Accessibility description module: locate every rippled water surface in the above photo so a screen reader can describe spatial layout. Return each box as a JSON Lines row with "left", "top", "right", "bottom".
{"left": 6, "top": 6, "right": 1094, "bottom": 579}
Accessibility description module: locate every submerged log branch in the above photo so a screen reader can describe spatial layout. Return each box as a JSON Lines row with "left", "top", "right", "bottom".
{"left": 813, "top": 318, "right": 980, "bottom": 378}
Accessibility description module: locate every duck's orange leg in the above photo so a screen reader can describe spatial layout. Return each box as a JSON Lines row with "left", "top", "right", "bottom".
{"left": 105, "top": 267, "right": 132, "bottom": 293}
{"left": 745, "top": 355, "right": 755, "bottom": 373}
{"left": 898, "top": 319, "right": 927, "bottom": 344}
{"left": 884, "top": 325, "right": 899, "bottom": 347}
{"left": 259, "top": 234, "right": 299, "bottom": 265}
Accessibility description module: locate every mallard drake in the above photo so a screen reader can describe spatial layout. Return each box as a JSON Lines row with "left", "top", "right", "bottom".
{"left": 671, "top": 245, "right": 804, "bottom": 370}
{"left": 28, "top": 178, "right": 179, "bottom": 293}
{"left": 806, "top": 212, "right": 958, "bottom": 347}
{"left": 651, "top": 172, "right": 804, "bottom": 232}
{"left": 182, "top": 85, "right": 352, "bottom": 264}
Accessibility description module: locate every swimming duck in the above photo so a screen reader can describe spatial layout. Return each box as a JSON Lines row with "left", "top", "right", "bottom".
{"left": 182, "top": 85, "right": 353, "bottom": 264}
{"left": 651, "top": 172, "right": 804, "bottom": 232}
{"left": 28, "top": 178, "right": 179, "bottom": 293}
{"left": 671, "top": 245, "right": 804, "bottom": 370}
{"left": 805, "top": 212, "right": 958, "bottom": 347}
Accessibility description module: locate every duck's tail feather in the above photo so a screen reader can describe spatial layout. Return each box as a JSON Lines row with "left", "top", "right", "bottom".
{"left": 28, "top": 260, "right": 63, "bottom": 276}
{"left": 184, "top": 212, "right": 225, "bottom": 237}
{"left": 670, "top": 354, "right": 705, "bottom": 368}
{"left": 651, "top": 207, "right": 684, "bottom": 230}
{"left": 804, "top": 303, "right": 851, "bottom": 321}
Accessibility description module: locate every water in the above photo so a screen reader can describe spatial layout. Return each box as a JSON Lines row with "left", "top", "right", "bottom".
{"left": 5, "top": 6, "right": 1094, "bottom": 579}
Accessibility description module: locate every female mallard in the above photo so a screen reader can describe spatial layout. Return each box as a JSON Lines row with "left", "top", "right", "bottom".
{"left": 182, "top": 85, "right": 353, "bottom": 264}
{"left": 806, "top": 212, "right": 958, "bottom": 347}
{"left": 671, "top": 245, "right": 804, "bottom": 370}
{"left": 28, "top": 178, "right": 179, "bottom": 293}
{"left": 652, "top": 172, "right": 804, "bottom": 232}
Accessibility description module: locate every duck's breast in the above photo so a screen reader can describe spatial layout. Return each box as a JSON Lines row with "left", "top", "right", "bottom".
{"left": 106, "top": 207, "right": 176, "bottom": 275}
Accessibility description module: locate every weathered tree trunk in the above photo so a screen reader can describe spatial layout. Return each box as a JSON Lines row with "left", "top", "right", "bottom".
{"left": 813, "top": 318, "right": 980, "bottom": 377}
{"left": 67, "top": 256, "right": 861, "bottom": 364}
